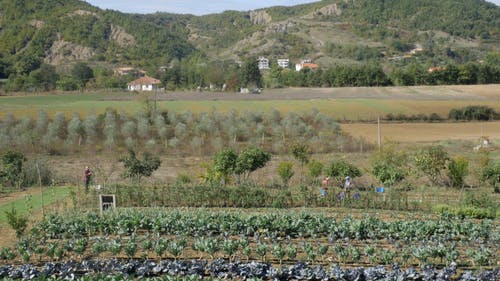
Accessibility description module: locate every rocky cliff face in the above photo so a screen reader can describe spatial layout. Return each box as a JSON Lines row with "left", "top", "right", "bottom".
{"left": 110, "top": 25, "right": 136, "bottom": 48}
{"left": 302, "top": 4, "right": 342, "bottom": 19}
{"left": 44, "top": 40, "right": 95, "bottom": 65}
{"left": 249, "top": 10, "right": 272, "bottom": 25}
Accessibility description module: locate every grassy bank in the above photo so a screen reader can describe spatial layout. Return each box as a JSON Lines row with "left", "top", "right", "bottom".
{"left": 0, "top": 186, "right": 71, "bottom": 223}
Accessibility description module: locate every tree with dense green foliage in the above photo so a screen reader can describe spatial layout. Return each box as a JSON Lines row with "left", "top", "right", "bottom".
{"left": 239, "top": 58, "right": 262, "bottom": 89}
{"left": 119, "top": 149, "right": 161, "bottom": 184}
{"left": 71, "top": 62, "right": 94, "bottom": 89}
{"left": 307, "top": 160, "right": 324, "bottom": 185}
{"left": 212, "top": 148, "right": 238, "bottom": 186}
{"left": 414, "top": 145, "right": 449, "bottom": 185}
{"left": 291, "top": 143, "right": 311, "bottom": 166}
{"left": 4, "top": 207, "right": 28, "bottom": 238}
{"left": 0, "top": 56, "right": 10, "bottom": 79}
{"left": 449, "top": 106, "right": 498, "bottom": 121}
{"left": 0, "top": 150, "right": 26, "bottom": 189}
{"left": 27, "top": 64, "right": 58, "bottom": 91}
{"left": 325, "top": 159, "right": 361, "bottom": 187}
{"left": 481, "top": 161, "right": 500, "bottom": 192}
{"left": 291, "top": 142, "right": 311, "bottom": 183}
{"left": 448, "top": 156, "right": 469, "bottom": 189}
{"left": 277, "top": 161, "right": 294, "bottom": 187}
{"left": 234, "top": 146, "right": 271, "bottom": 182}
{"left": 371, "top": 145, "right": 408, "bottom": 187}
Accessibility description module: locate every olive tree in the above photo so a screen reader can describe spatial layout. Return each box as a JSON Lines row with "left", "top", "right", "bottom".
{"left": 66, "top": 113, "right": 84, "bottom": 146}
{"left": 154, "top": 113, "right": 168, "bottom": 141}
{"left": 136, "top": 112, "right": 150, "bottom": 140}
{"left": 103, "top": 109, "right": 117, "bottom": 148}
{"left": 42, "top": 112, "right": 66, "bottom": 147}
{"left": 35, "top": 110, "right": 48, "bottom": 136}
{"left": 83, "top": 113, "right": 98, "bottom": 145}
{"left": 12, "top": 117, "right": 34, "bottom": 148}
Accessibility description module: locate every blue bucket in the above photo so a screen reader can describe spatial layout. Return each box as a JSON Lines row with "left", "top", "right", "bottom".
{"left": 376, "top": 187, "right": 385, "bottom": 193}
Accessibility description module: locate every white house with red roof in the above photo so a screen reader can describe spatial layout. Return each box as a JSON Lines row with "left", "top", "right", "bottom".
{"left": 127, "top": 76, "right": 161, "bottom": 91}
{"left": 295, "top": 60, "right": 319, "bottom": 71}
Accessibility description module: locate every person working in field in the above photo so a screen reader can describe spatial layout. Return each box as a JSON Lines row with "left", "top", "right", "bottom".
{"left": 83, "top": 166, "right": 92, "bottom": 191}
{"left": 320, "top": 177, "right": 330, "bottom": 196}
{"left": 344, "top": 176, "right": 352, "bottom": 195}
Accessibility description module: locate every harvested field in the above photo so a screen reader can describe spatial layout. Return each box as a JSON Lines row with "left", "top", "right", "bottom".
{"left": 341, "top": 121, "right": 500, "bottom": 143}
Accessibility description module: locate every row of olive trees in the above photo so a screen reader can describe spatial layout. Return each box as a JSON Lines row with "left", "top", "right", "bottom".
{"left": 0, "top": 108, "right": 367, "bottom": 155}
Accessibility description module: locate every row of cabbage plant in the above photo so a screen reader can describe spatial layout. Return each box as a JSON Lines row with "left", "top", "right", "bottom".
{"left": 36, "top": 209, "right": 498, "bottom": 242}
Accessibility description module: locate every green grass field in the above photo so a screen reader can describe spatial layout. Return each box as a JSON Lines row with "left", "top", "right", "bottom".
{"left": 2, "top": 91, "right": 500, "bottom": 121}
{"left": 0, "top": 187, "right": 71, "bottom": 223}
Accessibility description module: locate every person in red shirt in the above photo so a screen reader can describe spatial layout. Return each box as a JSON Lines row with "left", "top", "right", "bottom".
{"left": 83, "top": 166, "right": 92, "bottom": 191}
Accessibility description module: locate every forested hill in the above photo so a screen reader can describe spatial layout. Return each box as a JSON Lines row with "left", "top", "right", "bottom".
{"left": 0, "top": 0, "right": 498, "bottom": 91}
{"left": 0, "top": 0, "right": 194, "bottom": 72}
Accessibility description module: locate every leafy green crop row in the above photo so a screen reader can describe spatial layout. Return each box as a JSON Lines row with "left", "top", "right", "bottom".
{"left": 37, "top": 209, "right": 498, "bottom": 243}
{"left": 4, "top": 234, "right": 496, "bottom": 268}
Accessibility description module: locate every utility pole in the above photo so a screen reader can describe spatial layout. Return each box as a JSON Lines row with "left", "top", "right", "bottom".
{"left": 377, "top": 115, "right": 381, "bottom": 151}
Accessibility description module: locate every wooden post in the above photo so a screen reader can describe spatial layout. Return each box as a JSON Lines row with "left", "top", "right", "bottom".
{"left": 36, "top": 161, "right": 44, "bottom": 217}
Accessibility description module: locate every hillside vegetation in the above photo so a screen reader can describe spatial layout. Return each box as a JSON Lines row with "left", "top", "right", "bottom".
{"left": 0, "top": 0, "right": 499, "bottom": 92}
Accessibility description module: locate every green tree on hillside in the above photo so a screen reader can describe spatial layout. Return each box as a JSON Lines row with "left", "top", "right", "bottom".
{"left": 27, "top": 64, "right": 58, "bottom": 91}
{"left": 239, "top": 58, "right": 262, "bottom": 90}
{"left": 0, "top": 56, "right": 9, "bottom": 79}
{"left": 71, "top": 62, "right": 94, "bottom": 89}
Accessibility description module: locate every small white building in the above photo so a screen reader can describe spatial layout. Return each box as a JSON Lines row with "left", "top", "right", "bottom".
{"left": 277, "top": 59, "right": 289, "bottom": 68}
{"left": 127, "top": 76, "right": 161, "bottom": 91}
{"left": 257, "top": 57, "right": 270, "bottom": 70}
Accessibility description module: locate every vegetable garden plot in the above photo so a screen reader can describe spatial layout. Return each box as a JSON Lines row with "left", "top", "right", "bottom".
{"left": 1, "top": 209, "right": 496, "bottom": 272}
{"left": 0, "top": 259, "right": 498, "bottom": 281}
